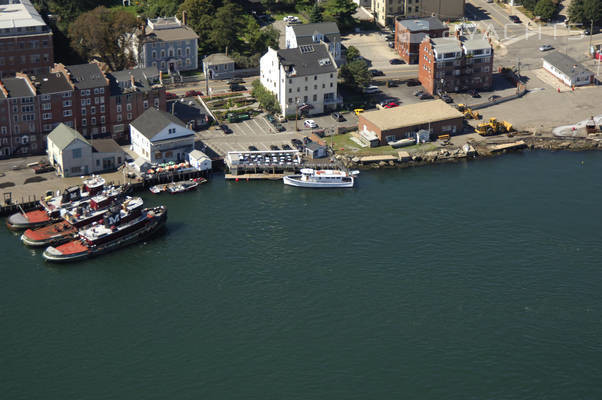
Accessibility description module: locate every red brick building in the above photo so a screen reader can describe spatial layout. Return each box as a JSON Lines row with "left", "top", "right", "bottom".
{"left": 0, "top": 64, "right": 165, "bottom": 158}
{"left": 358, "top": 100, "right": 464, "bottom": 145}
{"left": 0, "top": 0, "right": 54, "bottom": 78}
{"left": 395, "top": 17, "right": 448, "bottom": 64}
{"left": 418, "top": 35, "right": 493, "bottom": 95}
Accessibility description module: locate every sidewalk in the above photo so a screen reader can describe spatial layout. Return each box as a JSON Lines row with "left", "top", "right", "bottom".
{"left": 505, "top": 3, "right": 583, "bottom": 37}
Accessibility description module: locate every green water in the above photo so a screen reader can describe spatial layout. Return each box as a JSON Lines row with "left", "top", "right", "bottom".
{"left": 2, "top": 151, "right": 602, "bottom": 399}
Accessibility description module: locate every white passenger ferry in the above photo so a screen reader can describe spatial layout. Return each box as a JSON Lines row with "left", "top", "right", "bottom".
{"left": 283, "top": 169, "right": 359, "bottom": 188}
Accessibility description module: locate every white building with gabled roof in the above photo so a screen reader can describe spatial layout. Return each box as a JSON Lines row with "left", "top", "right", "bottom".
{"left": 129, "top": 108, "right": 195, "bottom": 164}
{"left": 260, "top": 43, "right": 340, "bottom": 117}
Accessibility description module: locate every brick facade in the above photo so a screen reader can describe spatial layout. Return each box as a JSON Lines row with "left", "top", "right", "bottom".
{"left": 0, "top": 64, "right": 166, "bottom": 158}
{"left": 395, "top": 17, "right": 448, "bottom": 64}
{"left": 0, "top": 0, "right": 54, "bottom": 78}
{"left": 419, "top": 35, "right": 493, "bottom": 95}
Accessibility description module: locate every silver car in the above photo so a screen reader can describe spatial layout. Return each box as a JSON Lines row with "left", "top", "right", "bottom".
{"left": 539, "top": 44, "right": 553, "bottom": 52}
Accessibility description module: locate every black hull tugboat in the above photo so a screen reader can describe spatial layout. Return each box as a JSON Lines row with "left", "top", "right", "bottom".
{"left": 42, "top": 205, "right": 167, "bottom": 263}
{"left": 21, "top": 195, "right": 143, "bottom": 248}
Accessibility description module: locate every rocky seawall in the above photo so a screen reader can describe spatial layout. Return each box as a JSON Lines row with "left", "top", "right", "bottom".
{"left": 338, "top": 133, "right": 602, "bottom": 170}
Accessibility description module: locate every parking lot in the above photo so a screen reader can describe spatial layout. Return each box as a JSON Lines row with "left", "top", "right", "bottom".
{"left": 198, "top": 111, "right": 360, "bottom": 156}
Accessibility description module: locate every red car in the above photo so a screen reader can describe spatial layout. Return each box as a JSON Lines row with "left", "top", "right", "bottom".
{"left": 383, "top": 102, "right": 399, "bottom": 108}
{"left": 185, "top": 90, "right": 203, "bottom": 97}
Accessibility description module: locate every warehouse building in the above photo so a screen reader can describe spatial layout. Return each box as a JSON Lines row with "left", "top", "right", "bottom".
{"left": 357, "top": 100, "right": 464, "bottom": 145}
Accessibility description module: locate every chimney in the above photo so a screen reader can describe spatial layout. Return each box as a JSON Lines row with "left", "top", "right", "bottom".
{"left": 130, "top": 74, "right": 135, "bottom": 89}
{"left": 182, "top": 11, "right": 187, "bottom": 26}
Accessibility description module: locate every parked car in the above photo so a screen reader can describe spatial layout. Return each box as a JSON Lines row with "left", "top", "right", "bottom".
{"left": 227, "top": 78, "right": 243, "bottom": 85}
{"left": 363, "top": 85, "right": 380, "bottom": 94}
{"left": 418, "top": 93, "right": 433, "bottom": 100}
{"left": 385, "top": 34, "right": 394, "bottom": 41}
{"left": 389, "top": 58, "right": 404, "bottom": 65}
{"left": 302, "top": 136, "right": 312, "bottom": 145}
{"left": 471, "top": 89, "right": 481, "bottom": 98}
{"left": 166, "top": 92, "right": 178, "bottom": 100}
{"left": 304, "top": 119, "right": 318, "bottom": 128}
{"left": 379, "top": 98, "right": 398, "bottom": 106}
{"left": 539, "top": 44, "right": 554, "bottom": 52}
{"left": 185, "top": 90, "right": 203, "bottom": 97}
{"left": 440, "top": 94, "right": 453, "bottom": 103}
{"left": 266, "top": 114, "right": 276, "bottom": 123}
{"left": 509, "top": 15, "right": 521, "bottom": 23}
{"left": 291, "top": 138, "right": 303, "bottom": 147}
{"left": 33, "top": 163, "right": 54, "bottom": 174}
{"left": 369, "top": 69, "right": 385, "bottom": 77}
{"left": 270, "top": 145, "right": 280, "bottom": 150}
{"left": 220, "top": 124, "right": 233, "bottom": 134}
{"left": 248, "top": 145, "right": 258, "bottom": 151}
{"left": 388, "top": 41, "right": 395, "bottom": 48}
{"left": 331, "top": 112, "right": 345, "bottom": 122}
{"left": 282, "top": 144, "right": 292, "bottom": 150}
{"left": 413, "top": 90, "right": 424, "bottom": 97}
{"left": 406, "top": 79, "right": 421, "bottom": 86}
{"left": 488, "top": 95, "right": 501, "bottom": 102}
{"left": 386, "top": 80, "right": 398, "bottom": 87}
{"left": 383, "top": 102, "right": 399, "bottom": 108}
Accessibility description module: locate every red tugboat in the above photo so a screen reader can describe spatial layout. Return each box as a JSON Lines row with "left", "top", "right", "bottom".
{"left": 6, "top": 176, "right": 106, "bottom": 231}
{"left": 21, "top": 194, "right": 143, "bottom": 248}
{"left": 42, "top": 205, "right": 167, "bottom": 263}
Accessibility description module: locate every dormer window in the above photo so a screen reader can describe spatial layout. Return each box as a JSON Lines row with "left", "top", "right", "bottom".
{"left": 168, "top": 128, "right": 176, "bottom": 134}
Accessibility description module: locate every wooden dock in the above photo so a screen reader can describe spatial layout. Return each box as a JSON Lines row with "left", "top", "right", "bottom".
{"left": 225, "top": 173, "right": 285, "bottom": 181}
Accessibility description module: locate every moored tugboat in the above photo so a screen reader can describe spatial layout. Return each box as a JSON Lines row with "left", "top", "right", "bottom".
{"left": 42, "top": 205, "right": 168, "bottom": 263}
{"left": 21, "top": 195, "right": 143, "bottom": 248}
{"left": 6, "top": 176, "right": 107, "bottom": 231}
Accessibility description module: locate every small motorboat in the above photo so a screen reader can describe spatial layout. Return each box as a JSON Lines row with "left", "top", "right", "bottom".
{"left": 167, "top": 180, "right": 199, "bottom": 194}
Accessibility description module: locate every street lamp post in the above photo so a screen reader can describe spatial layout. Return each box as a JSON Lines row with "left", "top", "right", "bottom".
{"left": 295, "top": 99, "right": 300, "bottom": 132}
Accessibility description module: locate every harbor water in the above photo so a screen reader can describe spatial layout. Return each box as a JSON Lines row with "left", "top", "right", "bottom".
{"left": 2, "top": 150, "right": 602, "bottom": 399}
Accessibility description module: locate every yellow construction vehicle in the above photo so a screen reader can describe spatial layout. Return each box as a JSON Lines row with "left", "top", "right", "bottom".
{"left": 456, "top": 104, "right": 480, "bottom": 120}
{"left": 476, "top": 118, "right": 513, "bottom": 136}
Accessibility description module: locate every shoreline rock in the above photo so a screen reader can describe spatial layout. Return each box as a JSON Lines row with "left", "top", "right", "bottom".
{"left": 339, "top": 134, "right": 602, "bottom": 170}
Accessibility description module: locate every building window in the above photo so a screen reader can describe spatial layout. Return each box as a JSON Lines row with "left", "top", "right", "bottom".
{"left": 100, "top": 105, "right": 105, "bottom": 113}
{"left": 63, "top": 100, "right": 72, "bottom": 107}
{"left": 82, "top": 118, "right": 87, "bottom": 126}
{"left": 127, "top": 113, "right": 132, "bottom": 120}
{"left": 81, "top": 108, "right": 86, "bottom": 116}
{"left": 100, "top": 116, "right": 105, "bottom": 124}
{"left": 63, "top": 110, "right": 72, "bottom": 117}
{"left": 144, "top": 100, "right": 149, "bottom": 109}
{"left": 116, "top": 104, "right": 122, "bottom": 113}
{"left": 154, "top": 98, "right": 159, "bottom": 107}
{"left": 126, "top": 103, "right": 132, "bottom": 111}
{"left": 91, "top": 106, "right": 96, "bottom": 115}
{"left": 72, "top": 148, "right": 82, "bottom": 159}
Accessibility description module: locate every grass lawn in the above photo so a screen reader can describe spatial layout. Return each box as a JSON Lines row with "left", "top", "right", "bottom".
{"left": 269, "top": 12, "right": 309, "bottom": 24}
{"left": 327, "top": 133, "right": 437, "bottom": 157}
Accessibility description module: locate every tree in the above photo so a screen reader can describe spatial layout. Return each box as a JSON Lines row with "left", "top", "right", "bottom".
{"left": 210, "top": 1, "right": 247, "bottom": 52}
{"left": 179, "top": 0, "right": 218, "bottom": 54}
{"left": 68, "top": 7, "right": 138, "bottom": 71}
{"left": 569, "top": 0, "right": 586, "bottom": 24}
{"left": 240, "top": 18, "right": 280, "bottom": 55}
{"left": 322, "top": 0, "right": 357, "bottom": 32}
{"left": 583, "top": 0, "right": 602, "bottom": 25}
{"left": 345, "top": 46, "right": 360, "bottom": 62}
{"left": 140, "top": 0, "right": 184, "bottom": 18}
{"left": 568, "top": 0, "right": 602, "bottom": 26}
{"left": 310, "top": 4, "right": 323, "bottom": 23}
{"left": 339, "top": 59, "right": 370, "bottom": 90}
{"left": 521, "top": 0, "right": 538, "bottom": 11}
{"left": 251, "top": 80, "right": 281, "bottom": 114}
{"left": 534, "top": 0, "right": 557, "bottom": 21}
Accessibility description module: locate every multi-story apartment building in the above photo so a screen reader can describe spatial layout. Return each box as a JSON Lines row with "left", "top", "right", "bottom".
{"left": 260, "top": 43, "right": 339, "bottom": 117}
{"left": 0, "top": 0, "right": 54, "bottom": 77}
{"left": 108, "top": 67, "right": 166, "bottom": 142}
{"left": 372, "top": 0, "right": 465, "bottom": 27}
{"left": 285, "top": 22, "right": 343, "bottom": 65}
{"left": 135, "top": 15, "right": 199, "bottom": 73}
{"left": 0, "top": 63, "right": 166, "bottom": 158}
{"left": 395, "top": 17, "right": 448, "bottom": 64}
{"left": 418, "top": 35, "right": 493, "bottom": 95}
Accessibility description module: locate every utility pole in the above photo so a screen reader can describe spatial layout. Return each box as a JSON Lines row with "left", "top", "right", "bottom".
{"left": 589, "top": 20, "right": 594, "bottom": 55}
